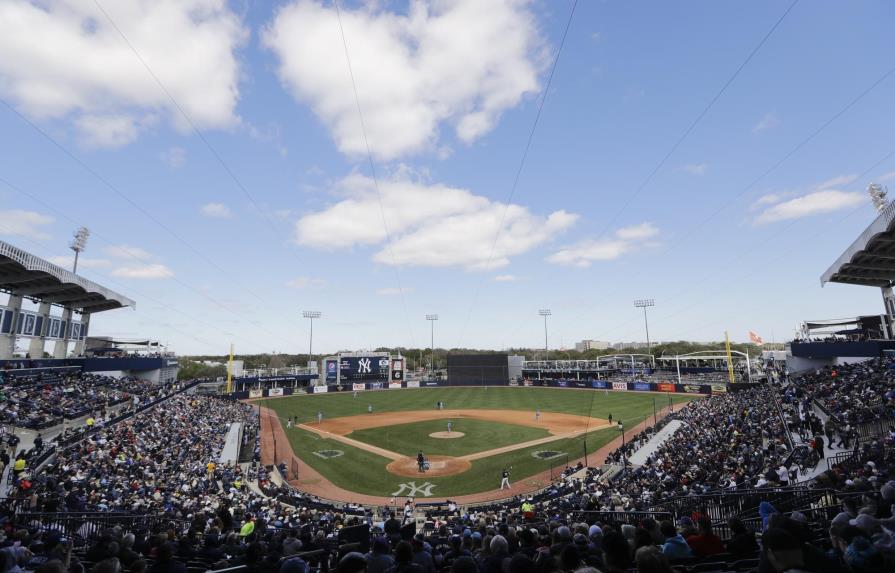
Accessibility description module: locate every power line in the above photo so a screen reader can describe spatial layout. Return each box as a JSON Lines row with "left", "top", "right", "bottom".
{"left": 592, "top": 0, "right": 800, "bottom": 241}
{"left": 457, "top": 0, "right": 579, "bottom": 346}
{"left": 0, "top": 175, "right": 286, "bottom": 342}
{"left": 332, "top": 0, "right": 416, "bottom": 348}
{"left": 91, "top": 0, "right": 285, "bottom": 240}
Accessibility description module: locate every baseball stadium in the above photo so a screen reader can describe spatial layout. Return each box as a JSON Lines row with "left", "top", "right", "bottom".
{"left": 2, "top": 3, "right": 895, "bottom": 573}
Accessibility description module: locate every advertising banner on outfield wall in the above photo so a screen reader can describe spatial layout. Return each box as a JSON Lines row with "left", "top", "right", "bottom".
{"left": 633, "top": 382, "right": 652, "bottom": 391}
{"left": 657, "top": 383, "right": 676, "bottom": 393}
{"left": 557, "top": 379, "right": 568, "bottom": 387}
{"left": 710, "top": 384, "right": 728, "bottom": 395}
{"left": 268, "top": 388, "right": 283, "bottom": 397}
{"left": 353, "top": 383, "right": 365, "bottom": 391}
{"left": 612, "top": 382, "right": 627, "bottom": 391}
{"left": 248, "top": 389, "right": 263, "bottom": 398}
{"left": 406, "top": 381, "right": 420, "bottom": 388}
{"left": 312, "top": 386, "right": 328, "bottom": 394}
{"left": 370, "top": 382, "right": 383, "bottom": 390}
{"left": 591, "top": 380, "right": 608, "bottom": 389}
{"left": 389, "top": 382, "right": 402, "bottom": 389}
{"left": 677, "top": 384, "right": 709, "bottom": 394}
{"left": 326, "top": 360, "right": 338, "bottom": 382}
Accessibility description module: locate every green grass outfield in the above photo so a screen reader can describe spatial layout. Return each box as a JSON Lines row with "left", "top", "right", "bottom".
{"left": 350, "top": 418, "right": 551, "bottom": 457}
{"left": 264, "top": 387, "right": 695, "bottom": 498}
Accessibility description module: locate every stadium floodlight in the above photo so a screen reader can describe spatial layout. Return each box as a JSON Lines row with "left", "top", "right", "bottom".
{"left": 69, "top": 226, "right": 90, "bottom": 273}
{"left": 633, "top": 299, "right": 655, "bottom": 354}
{"left": 302, "top": 311, "right": 322, "bottom": 369}
{"left": 538, "top": 309, "right": 551, "bottom": 360}
{"left": 868, "top": 183, "right": 889, "bottom": 213}
{"left": 426, "top": 314, "right": 439, "bottom": 379}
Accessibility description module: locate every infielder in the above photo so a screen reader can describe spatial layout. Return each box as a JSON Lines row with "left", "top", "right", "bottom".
{"left": 447, "top": 420, "right": 453, "bottom": 433}
{"left": 368, "top": 404, "right": 373, "bottom": 414}
{"left": 500, "top": 467, "right": 511, "bottom": 489}
{"left": 317, "top": 411, "right": 323, "bottom": 424}
{"left": 535, "top": 409, "right": 540, "bottom": 422}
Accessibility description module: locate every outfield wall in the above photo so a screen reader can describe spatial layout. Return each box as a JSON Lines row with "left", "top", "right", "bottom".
{"left": 234, "top": 378, "right": 723, "bottom": 399}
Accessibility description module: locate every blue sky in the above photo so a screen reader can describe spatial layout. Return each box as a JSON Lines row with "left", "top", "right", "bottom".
{"left": 1, "top": 0, "right": 894, "bottom": 356}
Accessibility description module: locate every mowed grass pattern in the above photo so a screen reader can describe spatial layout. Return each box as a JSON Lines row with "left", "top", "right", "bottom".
{"left": 265, "top": 387, "right": 696, "bottom": 497}
{"left": 349, "top": 418, "right": 551, "bottom": 457}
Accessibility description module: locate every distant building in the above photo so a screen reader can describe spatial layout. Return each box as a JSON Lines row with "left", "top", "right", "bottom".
{"left": 612, "top": 341, "right": 649, "bottom": 350}
{"left": 574, "top": 340, "right": 611, "bottom": 351}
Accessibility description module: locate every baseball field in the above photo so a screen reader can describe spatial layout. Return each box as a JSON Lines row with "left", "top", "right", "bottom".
{"left": 260, "top": 386, "right": 695, "bottom": 503}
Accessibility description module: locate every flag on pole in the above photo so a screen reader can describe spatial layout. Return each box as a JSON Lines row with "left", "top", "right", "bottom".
{"left": 748, "top": 330, "right": 764, "bottom": 345}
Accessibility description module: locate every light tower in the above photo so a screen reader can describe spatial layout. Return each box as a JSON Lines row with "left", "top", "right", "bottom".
{"left": 426, "top": 314, "right": 438, "bottom": 379}
{"left": 69, "top": 226, "right": 90, "bottom": 273}
{"left": 302, "top": 311, "right": 322, "bottom": 369}
{"left": 538, "top": 309, "right": 551, "bottom": 360}
{"left": 633, "top": 299, "right": 655, "bottom": 353}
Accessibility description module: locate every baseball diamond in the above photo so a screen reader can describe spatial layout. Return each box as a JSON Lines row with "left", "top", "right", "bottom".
{"left": 259, "top": 385, "right": 694, "bottom": 502}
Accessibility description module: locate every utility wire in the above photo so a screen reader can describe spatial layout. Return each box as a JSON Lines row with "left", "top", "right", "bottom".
{"left": 457, "top": 0, "right": 579, "bottom": 346}
{"left": 592, "top": 0, "right": 800, "bottom": 241}
{"left": 0, "top": 175, "right": 285, "bottom": 342}
{"left": 92, "top": 0, "right": 285, "bottom": 241}
{"left": 332, "top": 0, "right": 416, "bottom": 348}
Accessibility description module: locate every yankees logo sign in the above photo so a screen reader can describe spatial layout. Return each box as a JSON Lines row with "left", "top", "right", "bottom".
{"left": 357, "top": 358, "right": 372, "bottom": 374}
{"left": 391, "top": 481, "right": 437, "bottom": 497}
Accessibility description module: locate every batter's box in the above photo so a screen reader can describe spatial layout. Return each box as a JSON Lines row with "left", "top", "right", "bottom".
{"left": 313, "top": 450, "right": 345, "bottom": 459}
{"left": 532, "top": 450, "right": 565, "bottom": 460}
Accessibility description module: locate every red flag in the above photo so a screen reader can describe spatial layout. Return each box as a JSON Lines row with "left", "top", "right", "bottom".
{"left": 749, "top": 330, "right": 764, "bottom": 345}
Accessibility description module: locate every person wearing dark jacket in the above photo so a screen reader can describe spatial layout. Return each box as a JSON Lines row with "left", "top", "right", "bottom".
{"left": 725, "top": 518, "right": 759, "bottom": 557}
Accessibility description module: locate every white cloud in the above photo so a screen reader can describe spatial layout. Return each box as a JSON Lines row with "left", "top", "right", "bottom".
{"left": 754, "top": 190, "right": 864, "bottom": 224}
{"left": 111, "top": 263, "right": 174, "bottom": 279}
{"left": 376, "top": 287, "right": 413, "bottom": 296}
{"left": 752, "top": 112, "right": 780, "bottom": 134}
{"left": 0, "top": 0, "right": 247, "bottom": 147}
{"left": 286, "top": 277, "right": 327, "bottom": 289}
{"left": 161, "top": 146, "right": 186, "bottom": 167}
{"left": 547, "top": 223, "right": 659, "bottom": 268}
{"left": 200, "top": 203, "right": 232, "bottom": 218}
{"left": 878, "top": 171, "right": 895, "bottom": 182}
{"left": 0, "top": 210, "right": 54, "bottom": 240}
{"left": 295, "top": 173, "right": 577, "bottom": 269}
{"left": 493, "top": 274, "right": 517, "bottom": 282}
{"left": 264, "top": 0, "right": 544, "bottom": 160}
{"left": 47, "top": 255, "right": 112, "bottom": 269}
{"left": 679, "top": 163, "right": 707, "bottom": 176}
{"left": 103, "top": 244, "right": 154, "bottom": 261}
{"left": 753, "top": 174, "right": 863, "bottom": 224}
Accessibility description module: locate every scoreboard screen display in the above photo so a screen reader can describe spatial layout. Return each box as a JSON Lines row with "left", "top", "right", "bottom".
{"left": 339, "top": 356, "right": 389, "bottom": 381}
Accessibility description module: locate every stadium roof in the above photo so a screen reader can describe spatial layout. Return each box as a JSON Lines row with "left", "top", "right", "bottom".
{"left": 0, "top": 240, "right": 135, "bottom": 313}
{"left": 821, "top": 200, "right": 895, "bottom": 288}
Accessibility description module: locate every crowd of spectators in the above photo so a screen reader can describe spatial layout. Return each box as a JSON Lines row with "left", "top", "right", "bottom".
{"left": 0, "top": 373, "right": 167, "bottom": 429}
{"left": 782, "top": 361, "right": 895, "bottom": 426}
{"left": 11, "top": 395, "right": 259, "bottom": 517}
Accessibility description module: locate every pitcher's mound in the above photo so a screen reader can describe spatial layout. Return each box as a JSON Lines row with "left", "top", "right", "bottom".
{"left": 386, "top": 455, "right": 471, "bottom": 477}
{"left": 429, "top": 431, "right": 464, "bottom": 439}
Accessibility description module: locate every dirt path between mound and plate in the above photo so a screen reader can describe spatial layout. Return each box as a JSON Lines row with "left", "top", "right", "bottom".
{"left": 258, "top": 402, "right": 679, "bottom": 505}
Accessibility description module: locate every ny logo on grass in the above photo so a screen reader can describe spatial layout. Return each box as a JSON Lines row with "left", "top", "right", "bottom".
{"left": 392, "top": 481, "right": 436, "bottom": 497}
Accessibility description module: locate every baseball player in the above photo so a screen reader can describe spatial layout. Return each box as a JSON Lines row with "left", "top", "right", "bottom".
{"left": 317, "top": 411, "right": 323, "bottom": 424}
{"left": 447, "top": 420, "right": 453, "bottom": 433}
{"left": 353, "top": 390, "right": 357, "bottom": 398}
{"left": 535, "top": 409, "right": 540, "bottom": 422}
{"left": 368, "top": 404, "right": 373, "bottom": 414}
{"left": 417, "top": 451, "right": 426, "bottom": 473}
{"left": 500, "top": 467, "right": 511, "bottom": 489}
